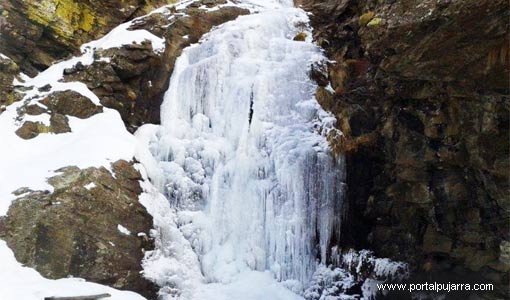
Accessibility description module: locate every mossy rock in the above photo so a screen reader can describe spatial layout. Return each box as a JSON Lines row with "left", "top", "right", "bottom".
{"left": 358, "top": 11, "right": 375, "bottom": 26}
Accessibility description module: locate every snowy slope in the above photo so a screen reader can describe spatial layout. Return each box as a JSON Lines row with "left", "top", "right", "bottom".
{"left": 0, "top": 241, "right": 145, "bottom": 300}
{"left": 0, "top": 4, "right": 169, "bottom": 300}
{"left": 0, "top": 11, "right": 165, "bottom": 216}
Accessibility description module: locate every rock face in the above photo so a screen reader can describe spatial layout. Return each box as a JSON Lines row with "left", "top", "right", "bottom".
{"left": 0, "top": 0, "right": 177, "bottom": 76}
{"left": 0, "top": 55, "right": 21, "bottom": 110}
{"left": 63, "top": 5, "right": 249, "bottom": 131}
{"left": 0, "top": 160, "right": 157, "bottom": 298}
{"left": 301, "top": 0, "right": 509, "bottom": 298}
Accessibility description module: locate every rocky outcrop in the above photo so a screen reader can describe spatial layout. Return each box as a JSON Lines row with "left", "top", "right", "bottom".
{"left": 301, "top": 0, "right": 509, "bottom": 298}
{"left": 63, "top": 4, "right": 249, "bottom": 131}
{"left": 0, "top": 0, "right": 178, "bottom": 76}
{"left": 15, "top": 90, "right": 103, "bottom": 139}
{"left": 0, "top": 160, "right": 157, "bottom": 298}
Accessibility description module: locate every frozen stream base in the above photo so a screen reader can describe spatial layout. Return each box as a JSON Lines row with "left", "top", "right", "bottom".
{"left": 189, "top": 271, "right": 303, "bottom": 300}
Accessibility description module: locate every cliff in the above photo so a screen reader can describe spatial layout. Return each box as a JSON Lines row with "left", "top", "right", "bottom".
{"left": 301, "top": 0, "right": 509, "bottom": 298}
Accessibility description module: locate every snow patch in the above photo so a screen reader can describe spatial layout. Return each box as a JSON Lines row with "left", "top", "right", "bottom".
{"left": 0, "top": 241, "right": 145, "bottom": 300}
{"left": 117, "top": 225, "right": 132, "bottom": 236}
{"left": 84, "top": 182, "right": 97, "bottom": 190}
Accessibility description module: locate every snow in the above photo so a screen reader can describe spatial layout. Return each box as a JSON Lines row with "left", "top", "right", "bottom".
{"left": 304, "top": 266, "right": 357, "bottom": 300}
{"left": 80, "top": 21, "right": 165, "bottom": 54}
{"left": 0, "top": 103, "right": 137, "bottom": 216}
{"left": 84, "top": 182, "right": 97, "bottom": 190}
{"left": 340, "top": 249, "right": 409, "bottom": 282}
{"left": 189, "top": 271, "right": 304, "bottom": 300}
{"left": 0, "top": 0, "right": 168, "bottom": 216}
{"left": 0, "top": 240, "right": 145, "bottom": 300}
{"left": 117, "top": 224, "right": 132, "bottom": 236}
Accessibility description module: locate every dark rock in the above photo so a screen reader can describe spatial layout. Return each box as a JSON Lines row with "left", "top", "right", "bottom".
{"left": 202, "top": 0, "right": 227, "bottom": 8}
{"left": 15, "top": 121, "right": 47, "bottom": 139}
{"left": 423, "top": 225, "right": 453, "bottom": 254}
{"left": 25, "top": 104, "right": 46, "bottom": 115}
{"left": 49, "top": 113, "right": 71, "bottom": 134}
{"left": 310, "top": 61, "right": 329, "bottom": 87}
{"left": 40, "top": 90, "right": 103, "bottom": 119}
{"left": 38, "top": 84, "right": 52, "bottom": 92}
{"left": 301, "top": 0, "right": 510, "bottom": 298}
{"left": 2, "top": 160, "right": 157, "bottom": 299}
{"left": 0, "top": 55, "right": 21, "bottom": 110}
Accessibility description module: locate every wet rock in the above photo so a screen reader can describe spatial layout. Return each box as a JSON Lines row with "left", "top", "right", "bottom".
{"left": 1, "top": 160, "right": 156, "bottom": 298}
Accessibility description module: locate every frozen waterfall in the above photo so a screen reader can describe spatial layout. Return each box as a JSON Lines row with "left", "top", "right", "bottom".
{"left": 141, "top": 2, "right": 345, "bottom": 298}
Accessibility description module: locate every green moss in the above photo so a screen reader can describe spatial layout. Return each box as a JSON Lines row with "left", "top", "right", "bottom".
{"left": 36, "top": 122, "right": 51, "bottom": 133}
{"left": 359, "top": 11, "right": 375, "bottom": 26}
{"left": 367, "top": 17, "right": 383, "bottom": 27}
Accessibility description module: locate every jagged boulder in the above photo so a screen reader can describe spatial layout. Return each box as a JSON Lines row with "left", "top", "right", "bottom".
{"left": 0, "top": 160, "right": 157, "bottom": 298}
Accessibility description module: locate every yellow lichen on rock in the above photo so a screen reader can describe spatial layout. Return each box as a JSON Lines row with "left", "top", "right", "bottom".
{"left": 26, "top": 0, "right": 57, "bottom": 27}
{"left": 27, "top": 0, "right": 101, "bottom": 41}
{"left": 367, "top": 17, "right": 382, "bottom": 27}
{"left": 139, "top": 0, "right": 178, "bottom": 15}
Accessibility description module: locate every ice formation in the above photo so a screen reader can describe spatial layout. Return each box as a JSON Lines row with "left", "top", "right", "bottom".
{"left": 140, "top": 1, "right": 345, "bottom": 297}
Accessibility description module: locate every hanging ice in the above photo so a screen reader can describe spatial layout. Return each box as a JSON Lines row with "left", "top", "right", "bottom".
{"left": 144, "top": 4, "right": 345, "bottom": 292}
